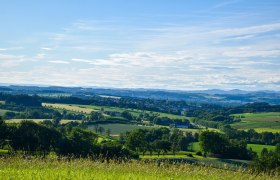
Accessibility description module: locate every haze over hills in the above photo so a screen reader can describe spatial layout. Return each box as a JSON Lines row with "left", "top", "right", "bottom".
{"left": 1, "top": 84, "right": 280, "bottom": 105}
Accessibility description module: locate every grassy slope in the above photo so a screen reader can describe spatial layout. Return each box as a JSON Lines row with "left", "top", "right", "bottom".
{"left": 0, "top": 157, "right": 277, "bottom": 180}
{"left": 231, "top": 112, "right": 280, "bottom": 133}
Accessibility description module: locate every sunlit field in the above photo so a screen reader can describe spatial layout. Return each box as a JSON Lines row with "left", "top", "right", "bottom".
{"left": 232, "top": 112, "right": 280, "bottom": 132}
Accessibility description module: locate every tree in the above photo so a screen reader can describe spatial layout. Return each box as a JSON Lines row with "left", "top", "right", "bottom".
{"left": 12, "top": 121, "right": 40, "bottom": 154}
{"left": 121, "top": 111, "right": 133, "bottom": 121}
{"left": 199, "top": 131, "right": 255, "bottom": 160}
{"left": 56, "top": 128, "right": 98, "bottom": 157}
{"left": 4, "top": 111, "right": 16, "bottom": 119}
{"left": 0, "top": 120, "right": 8, "bottom": 147}
{"left": 37, "top": 125, "right": 61, "bottom": 157}
{"left": 126, "top": 129, "right": 148, "bottom": 156}
{"left": 106, "top": 128, "right": 111, "bottom": 137}
{"left": 90, "top": 111, "right": 104, "bottom": 121}
{"left": 252, "top": 144, "right": 280, "bottom": 173}
{"left": 154, "top": 140, "right": 171, "bottom": 156}
{"left": 98, "top": 127, "right": 105, "bottom": 134}
{"left": 169, "top": 129, "right": 183, "bottom": 155}
{"left": 93, "top": 124, "right": 99, "bottom": 133}
{"left": 199, "top": 131, "right": 228, "bottom": 156}
{"left": 52, "top": 111, "right": 62, "bottom": 126}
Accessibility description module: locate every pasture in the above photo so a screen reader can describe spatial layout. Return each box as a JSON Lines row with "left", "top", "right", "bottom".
{"left": 0, "top": 157, "right": 277, "bottom": 180}
{"left": 0, "top": 101, "right": 5, "bottom": 105}
{"left": 231, "top": 112, "right": 280, "bottom": 133}
{"left": 43, "top": 103, "right": 96, "bottom": 114}
{"left": 247, "top": 144, "right": 276, "bottom": 156}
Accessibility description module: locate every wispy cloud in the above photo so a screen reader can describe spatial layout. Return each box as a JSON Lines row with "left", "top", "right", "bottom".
{"left": 48, "top": 60, "right": 69, "bottom": 64}
{"left": 71, "top": 58, "right": 92, "bottom": 63}
{"left": 1, "top": 3, "right": 280, "bottom": 90}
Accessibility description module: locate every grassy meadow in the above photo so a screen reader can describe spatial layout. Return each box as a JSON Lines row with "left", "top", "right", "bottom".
{"left": 0, "top": 157, "right": 277, "bottom": 180}
{"left": 247, "top": 144, "right": 276, "bottom": 156}
{"left": 231, "top": 112, "right": 280, "bottom": 133}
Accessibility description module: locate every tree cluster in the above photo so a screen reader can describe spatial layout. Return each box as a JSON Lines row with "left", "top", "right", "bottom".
{"left": 199, "top": 131, "right": 256, "bottom": 160}
{"left": 222, "top": 125, "right": 280, "bottom": 145}
{"left": 252, "top": 144, "right": 280, "bottom": 173}
{"left": 125, "top": 128, "right": 198, "bottom": 156}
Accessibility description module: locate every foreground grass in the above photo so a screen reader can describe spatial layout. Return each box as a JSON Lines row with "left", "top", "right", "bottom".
{"left": 0, "top": 157, "right": 277, "bottom": 180}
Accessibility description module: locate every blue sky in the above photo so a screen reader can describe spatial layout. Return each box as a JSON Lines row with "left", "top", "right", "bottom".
{"left": 1, "top": 0, "right": 280, "bottom": 90}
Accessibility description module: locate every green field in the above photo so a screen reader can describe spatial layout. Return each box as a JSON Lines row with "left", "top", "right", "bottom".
{"left": 0, "top": 149, "right": 8, "bottom": 154}
{"left": 5, "top": 119, "right": 79, "bottom": 124}
{"left": 189, "top": 142, "right": 276, "bottom": 157}
{"left": 88, "top": 123, "right": 153, "bottom": 136}
{"left": 0, "top": 109, "right": 10, "bottom": 116}
{"left": 247, "top": 144, "right": 276, "bottom": 156}
{"left": 43, "top": 103, "right": 97, "bottom": 114}
{"left": 43, "top": 103, "right": 188, "bottom": 120}
{"left": 189, "top": 142, "right": 201, "bottom": 152}
{"left": 0, "top": 101, "right": 5, "bottom": 105}
{"left": 231, "top": 112, "right": 280, "bottom": 133}
{"left": 0, "top": 157, "right": 276, "bottom": 180}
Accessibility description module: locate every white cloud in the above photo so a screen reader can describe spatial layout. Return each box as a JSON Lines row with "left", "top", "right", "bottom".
{"left": 1, "top": 17, "right": 280, "bottom": 90}
{"left": 41, "top": 47, "right": 52, "bottom": 51}
{"left": 48, "top": 60, "right": 69, "bottom": 64}
{"left": 71, "top": 58, "right": 92, "bottom": 63}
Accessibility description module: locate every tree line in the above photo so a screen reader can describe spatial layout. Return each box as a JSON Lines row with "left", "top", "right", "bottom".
{"left": 0, "top": 120, "right": 137, "bottom": 160}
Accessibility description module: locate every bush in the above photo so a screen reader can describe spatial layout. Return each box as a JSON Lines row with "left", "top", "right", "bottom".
{"left": 187, "top": 153, "right": 193, "bottom": 157}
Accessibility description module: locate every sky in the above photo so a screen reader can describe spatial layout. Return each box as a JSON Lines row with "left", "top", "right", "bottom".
{"left": 0, "top": 0, "right": 280, "bottom": 91}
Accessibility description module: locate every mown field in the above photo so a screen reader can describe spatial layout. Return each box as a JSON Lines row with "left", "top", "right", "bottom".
{"left": 0, "top": 157, "right": 277, "bottom": 180}
{"left": 42, "top": 103, "right": 97, "bottom": 114}
{"left": 231, "top": 112, "right": 280, "bottom": 133}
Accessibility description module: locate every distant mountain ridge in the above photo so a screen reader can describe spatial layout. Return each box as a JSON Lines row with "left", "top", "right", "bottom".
{"left": 0, "top": 84, "right": 280, "bottom": 105}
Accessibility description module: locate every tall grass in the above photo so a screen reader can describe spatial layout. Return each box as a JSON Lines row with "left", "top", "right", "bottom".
{"left": 0, "top": 157, "right": 278, "bottom": 179}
